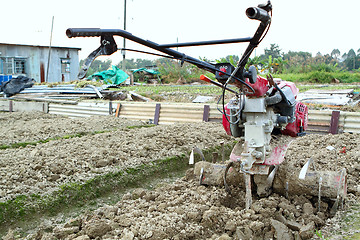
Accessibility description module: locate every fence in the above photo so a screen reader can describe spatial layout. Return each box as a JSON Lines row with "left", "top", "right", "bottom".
{"left": 48, "top": 102, "right": 223, "bottom": 124}
{"left": 1, "top": 100, "right": 360, "bottom": 134}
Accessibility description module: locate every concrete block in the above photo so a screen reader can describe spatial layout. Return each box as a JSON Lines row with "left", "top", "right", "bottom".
{"left": 12, "top": 101, "right": 48, "bottom": 113}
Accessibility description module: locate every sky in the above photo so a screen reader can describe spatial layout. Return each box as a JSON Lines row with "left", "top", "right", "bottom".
{"left": 1, "top": 0, "right": 359, "bottom": 65}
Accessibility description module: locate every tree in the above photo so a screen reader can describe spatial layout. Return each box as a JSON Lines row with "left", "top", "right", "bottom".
{"left": 331, "top": 49, "right": 340, "bottom": 61}
{"left": 225, "top": 55, "right": 240, "bottom": 64}
{"left": 134, "top": 58, "right": 155, "bottom": 68}
{"left": 264, "top": 44, "right": 282, "bottom": 59}
{"left": 282, "top": 51, "right": 312, "bottom": 73}
{"left": 346, "top": 49, "right": 356, "bottom": 70}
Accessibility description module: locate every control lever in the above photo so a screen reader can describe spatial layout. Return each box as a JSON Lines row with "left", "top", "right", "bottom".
{"left": 200, "top": 75, "right": 238, "bottom": 94}
{"left": 243, "top": 65, "right": 257, "bottom": 84}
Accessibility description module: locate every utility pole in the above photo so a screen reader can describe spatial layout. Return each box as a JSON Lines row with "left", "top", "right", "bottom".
{"left": 122, "top": 0, "right": 127, "bottom": 71}
{"left": 46, "top": 16, "right": 54, "bottom": 83}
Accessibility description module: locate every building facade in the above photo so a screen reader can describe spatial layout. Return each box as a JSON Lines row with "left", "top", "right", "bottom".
{"left": 0, "top": 43, "right": 80, "bottom": 83}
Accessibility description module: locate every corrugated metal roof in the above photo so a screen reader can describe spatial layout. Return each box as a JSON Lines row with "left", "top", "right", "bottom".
{"left": 0, "top": 43, "right": 81, "bottom": 50}
{"left": 20, "top": 85, "right": 102, "bottom": 94}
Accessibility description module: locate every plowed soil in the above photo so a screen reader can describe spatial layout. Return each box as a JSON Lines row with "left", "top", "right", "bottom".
{"left": 0, "top": 111, "right": 359, "bottom": 240}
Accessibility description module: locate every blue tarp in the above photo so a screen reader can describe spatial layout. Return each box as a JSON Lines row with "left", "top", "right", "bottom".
{"left": 89, "top": 66, "right": 129, "bottom": 85}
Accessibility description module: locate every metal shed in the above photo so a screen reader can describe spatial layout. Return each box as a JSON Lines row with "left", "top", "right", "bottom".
{"left": 0, "top": 43, "right": 80, "bottom": 83}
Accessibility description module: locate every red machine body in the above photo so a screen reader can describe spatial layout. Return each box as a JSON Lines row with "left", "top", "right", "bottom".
{"left": 222, "top": 76, "right": 308, "bottom": 138}
{"left": 281, "top": 101, "right": 308, "bottom": 137}
{"left": 245, "top": 76, "right": 269, "bottom": 97}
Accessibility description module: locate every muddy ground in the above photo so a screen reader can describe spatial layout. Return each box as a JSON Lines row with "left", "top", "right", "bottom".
{"left": 0, "top": 112, "right": 360, "bottom": 240}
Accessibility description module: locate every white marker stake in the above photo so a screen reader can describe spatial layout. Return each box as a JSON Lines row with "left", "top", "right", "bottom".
{"left": 299, "top": 158, "right": 313, "bottom": 180}
{"left": 189, "top": 149, "right": 194, "bottom": 165}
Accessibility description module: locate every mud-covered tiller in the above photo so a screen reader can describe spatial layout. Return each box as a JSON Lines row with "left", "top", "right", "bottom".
{"left": 66, "top": 1, "right": 346, "bottom": 210}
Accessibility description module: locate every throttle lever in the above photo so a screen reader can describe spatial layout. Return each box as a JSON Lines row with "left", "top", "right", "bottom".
{"left": 78, "top": 35, "right": 117, "bottom": 79}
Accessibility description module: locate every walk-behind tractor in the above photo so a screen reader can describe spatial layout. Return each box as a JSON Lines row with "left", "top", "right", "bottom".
{"left": 66, "top": 1, "right": 346, "bottom": 211}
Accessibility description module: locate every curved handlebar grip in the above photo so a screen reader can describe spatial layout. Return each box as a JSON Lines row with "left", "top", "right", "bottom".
{"left": 246, "top": 7, "right": 270, "bottom": 22}
{"left": 66, "top": 28, "right": 102, "bottom": 38}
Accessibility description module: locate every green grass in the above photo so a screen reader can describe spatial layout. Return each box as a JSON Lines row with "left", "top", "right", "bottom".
{"left": 315, "top": 229, "right": 329, "bottom": 239}
{"left": 0, "top": 132, "right": 92, "bottom": 150}
{"left": 126, "top": 124, "right": 156, "bottom": 129}
{"left": 119, "top": 81, "right": 360, "bottom": 97}
{"left": 342, "top": 204, "right": 360, "bottom": 239}
{"left": 315, "top": 204, "right": 360, "bottom": 240}
{"left": 114, "top": 85, "right": 223, "bottom": 95}
{"left": 275, "top": 71, "right": 360, "bottom": 84}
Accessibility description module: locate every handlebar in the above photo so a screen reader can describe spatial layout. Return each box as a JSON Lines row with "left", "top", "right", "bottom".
{"left": 66, "top": 28, "right": 100, "bottom": 38}
{"left": 66, "top": 28, "right": 130, "bottom": 38}
{"left": 66, "top": 1, "right": 272, "bottom": 92}
{"left": 246, "top": 7, "right": 271, "bottom": 22}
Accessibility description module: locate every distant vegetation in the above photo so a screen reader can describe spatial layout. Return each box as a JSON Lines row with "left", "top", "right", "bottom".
{"left": 80, "top": 44, "right": 360, "bottom": 84}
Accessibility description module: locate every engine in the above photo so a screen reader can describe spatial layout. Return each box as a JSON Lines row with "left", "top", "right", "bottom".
{"left": 222, "top": 75, "right": 308, "bottom": 172}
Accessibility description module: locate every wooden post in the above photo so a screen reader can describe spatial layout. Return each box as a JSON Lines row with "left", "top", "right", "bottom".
{"left": 154, "top": 103, "right": 161, "bottom": 125}
{"left": 9, "top": 100, "right": 13, "bottom": 112}
{"left": 43, "top": 102, "right": 49, "bottom": 113}
{"left": 109, "top": 101, "right": 113, "bottom": 115}
{"left": 329, "top": 110, "right": 340, "bottom": 134}
{"left": 203, "top": 105, "right": 210, "bottom": 122}
{"left": 115, "top": 103, "right": 121, "bottom": 117}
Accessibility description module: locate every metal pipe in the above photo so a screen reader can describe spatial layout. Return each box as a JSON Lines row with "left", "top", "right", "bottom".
{"left": 66, "top": 28, "right": 216, "bottom": 73}
{"left": 159, "top": 37, "right": 252, "bottom": 48}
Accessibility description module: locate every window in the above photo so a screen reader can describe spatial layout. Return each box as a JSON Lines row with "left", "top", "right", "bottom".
{"left": 14, "top": 58, "right": 26, "bottom": 74}
{"left": 0, "top": 57, "right": 26, "bottom": 75}
{"left": 61, "top": 59, "right": 70, "bottom": 73}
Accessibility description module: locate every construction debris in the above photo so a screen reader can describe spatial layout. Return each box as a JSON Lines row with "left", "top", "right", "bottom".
{"left": 128, "top": 91, "right": 151, "bottom": 102}
{"left": 297, "top": 88, "right": 356, "bottom": 106}
{"left": 3, "top": 84, "right": 102, "bottom": 101}
{"left": 1, "top": 84, "right": 145, "bottom": 102}
{"left": 0, "top": 76, "right": 35, "bottom": 97}
{"left": 192, "top": 95, "right": 214, "bottom": 103}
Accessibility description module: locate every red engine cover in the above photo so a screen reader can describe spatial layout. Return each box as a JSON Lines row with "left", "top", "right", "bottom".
{"left": 281, "top": 102, "right": 308, "bottom": 137}
{"left": 245, "top": 76, "right": 269, "bottom": 97}
{"left": 275, "top": 79, "right": 299, "bottom": 98}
